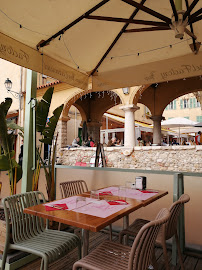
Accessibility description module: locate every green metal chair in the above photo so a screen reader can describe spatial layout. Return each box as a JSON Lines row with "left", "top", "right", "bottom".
{"left": 1, "top": 191, "right": 81, "bottom": 270}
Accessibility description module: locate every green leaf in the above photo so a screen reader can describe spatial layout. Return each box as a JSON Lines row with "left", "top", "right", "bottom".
{"left": 0, "top": 155, "right": 10, "bottom": 170}
{"left": 36, "top": 87, "right": 54, "bottom": 133}
{"left": 0, "top": 99, "right": 12, "bottom": 153}
{"left": 0, "top": 98, "right": 12, "bottom": 116}
{"left": 11, "top": 159, "right": 22, "bottom": 182}
{"left": 40, "top": 104, "right": 64, "bottom": 145}
{"left": 7, "top": 121, "right": 24, "bottom": 133}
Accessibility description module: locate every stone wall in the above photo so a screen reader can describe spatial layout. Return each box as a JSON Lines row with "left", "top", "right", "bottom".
{"left": 58, "top": 145, "right": 202, "bottom": 173}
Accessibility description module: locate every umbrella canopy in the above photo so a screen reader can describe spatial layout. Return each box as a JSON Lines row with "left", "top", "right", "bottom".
{"left": 161, "top": 117, "right": 197, "bottom": 128}
{"left": 0, "top": 0, "right": 202, "bottom": 90}
{"left": 194, "top": 122, "right": 202, "bottom": 127}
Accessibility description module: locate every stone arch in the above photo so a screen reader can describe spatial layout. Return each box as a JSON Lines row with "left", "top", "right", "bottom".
{"left": 138, "top": 76, "right": 202, "bottom": 116}
{"left": 62, "top": 88, "right": 123, "bottom": 119}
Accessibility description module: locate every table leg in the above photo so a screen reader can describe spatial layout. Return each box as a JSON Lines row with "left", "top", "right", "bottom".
{"left": 123, "top": 215, "right": 129, "bottom": 245}
{"left": 81, "top": 229, "right": 89, "bottom": 257}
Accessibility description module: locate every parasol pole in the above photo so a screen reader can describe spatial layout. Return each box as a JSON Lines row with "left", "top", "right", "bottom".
{"left": 175, "top": 0, "right": 182, "bottom": 11}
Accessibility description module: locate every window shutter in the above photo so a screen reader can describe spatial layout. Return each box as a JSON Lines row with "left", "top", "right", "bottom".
{"left": 190, "top": 98, "right": 192, "bottom": 108}
{"left": 180, "top": 99, "right": 183, "bottom": 109}
{"left": 174, "top": 100, "right": 176, "bottom": 109}
{"left": 193, "top": 98, "right": 196, "bottom": 108}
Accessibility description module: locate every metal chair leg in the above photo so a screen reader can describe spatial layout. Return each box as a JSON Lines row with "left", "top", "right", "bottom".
{"left": 175, "top": 233, "right": 185, "bottom": 270}
{"left": 109, "top": 224, "right": 112, "bottom": 241}
{"left": 1, "top": 242, "right": 9, "bottom": 270}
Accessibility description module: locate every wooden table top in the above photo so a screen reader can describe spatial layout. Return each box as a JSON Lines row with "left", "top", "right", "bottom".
{"left": 24, "top": 188, "right": 168, "bottom": 232}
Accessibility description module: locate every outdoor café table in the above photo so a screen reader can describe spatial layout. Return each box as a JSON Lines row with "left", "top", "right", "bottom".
{"left": 23, "top": 187, "right": 168, "bottom": 257}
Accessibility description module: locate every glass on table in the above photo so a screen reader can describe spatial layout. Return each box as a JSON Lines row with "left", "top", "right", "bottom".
{"left": 76, "top": 197, "right": 87, "bottom": 210}
{"left": 90, "top": 190, "right": 99, "bottom": 200}
{"left": 118, "top": 186, "right": 126, "bottom": 198}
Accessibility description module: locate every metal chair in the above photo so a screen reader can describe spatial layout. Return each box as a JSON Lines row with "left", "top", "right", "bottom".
{"left": 1, "top": 191, "right": 81, "bottom": 270}
{"left": 73, "top": 208, "right": 170, "bottom": 270}
{"left": 119, "top": 194, "right": 190, "bottom": 270}
{"left": 59, "top": 180, "right": 113, "bottom": 240}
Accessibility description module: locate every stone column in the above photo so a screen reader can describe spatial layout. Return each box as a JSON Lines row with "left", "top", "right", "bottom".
{"left": 150, "top": 115, "right": 163, "bottom": 145}
{"left": 120, "top": 105, "right": 140, "bottom": 147}
{"left": 57, "top": 116, "right": 70, "bottom": 149}
{"left": 87, "top": 121, "right": 102, "bottom": 144}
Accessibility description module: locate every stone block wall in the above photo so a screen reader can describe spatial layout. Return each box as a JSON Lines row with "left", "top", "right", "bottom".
{"left": 57, "top": 145, "right": 202, "bottom": 173}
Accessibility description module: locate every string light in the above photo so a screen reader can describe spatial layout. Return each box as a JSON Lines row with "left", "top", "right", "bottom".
{"left": 0, "top": 8, "right": 49, "bottom": 36}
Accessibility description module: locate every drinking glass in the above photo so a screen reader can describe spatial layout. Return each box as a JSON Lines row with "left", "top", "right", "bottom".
{"left": 76, "top": 197, "right": 86, "bottom": 210}
{"left": 90, "top": 190, "right": 99, "bottom": 200}
{"left": 118, "top": 186, "right": 126, "bottom": 198}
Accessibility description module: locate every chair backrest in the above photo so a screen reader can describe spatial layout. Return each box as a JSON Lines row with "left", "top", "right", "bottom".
{"left": 128, "top": 208, "right": 170, "bottom": 270}
{"left": 60, "top": 180, "right": 88, "bottom": 198}
{"left": 0, "top": 182, "right": 2, "bottom": 196}
{"left": 165, "top": 194, "right": 190, "bottom": 240}
{"left": 2, "top": 191, "right": 46, "bottom": 244}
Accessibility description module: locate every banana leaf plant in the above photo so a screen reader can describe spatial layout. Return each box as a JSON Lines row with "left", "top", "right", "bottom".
{"left": 0, "top": 98, "right": 22, "bottom": 195}
{"left": 33, "top": 87, "right": 64, "bottom": 201}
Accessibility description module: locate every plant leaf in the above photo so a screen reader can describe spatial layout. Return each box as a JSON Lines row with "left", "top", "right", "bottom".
{"left": 7, "top": 121, "right": 24, "bottom": 133}
{"left": 36, "top": 87, "right": 54, "bottom": 133}
{"left": 11, "top": 159, "right": 22, "bottom": 182}
{"left": 0, "top": 154, "right": 10, "bottom": 170}
{"left": 40, "top": 104, "right": 64, "bottom": 145}
{"left": 0, "top": 99, "right": 11, "bottom": 153}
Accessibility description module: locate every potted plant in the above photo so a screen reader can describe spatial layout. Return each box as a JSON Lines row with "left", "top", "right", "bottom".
{"left": 32, "top": 87, "right": 64, "bottom": 202}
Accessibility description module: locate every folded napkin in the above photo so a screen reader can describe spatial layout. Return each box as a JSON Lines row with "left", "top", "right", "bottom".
{"left": 99, "top": 191, "right": 113, "bottom": 196}
{"left": 138, "top": 190, "right": 158, "bottom": 194}
{"left": 107, "top": 200, "right": 128, "bottom": 205}
{"left": 45, "top": 203, "right": 68, "bottom": 211}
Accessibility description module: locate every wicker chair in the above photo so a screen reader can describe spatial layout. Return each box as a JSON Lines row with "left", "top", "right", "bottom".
{"left": 59, "top": 180, "right": 113, "bottom": 240}
{"left": 73, "top": 208, "right": 170, "bottom": 270}
{"left": 1, "top": 191, "right": 81, "bottom": 270}
{"left": 119, "top": 194, "right": 190, "bottom": 270}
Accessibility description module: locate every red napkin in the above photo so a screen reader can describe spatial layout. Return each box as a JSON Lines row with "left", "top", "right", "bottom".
{"left": 107, "top": 200, "right": 128, "bottom": 205}
{"left": 139, "top": 190, "right": 158, "bottom": 194}
{"left": 45, "top": 204, "right": 68, "bottom": 211}
{"left": 99, "top": 191, "right": 113, "bottom": 196}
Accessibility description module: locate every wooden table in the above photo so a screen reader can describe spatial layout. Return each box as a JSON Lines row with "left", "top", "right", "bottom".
{"left": 24, "top": 188, "right": 168, "bottom": 256}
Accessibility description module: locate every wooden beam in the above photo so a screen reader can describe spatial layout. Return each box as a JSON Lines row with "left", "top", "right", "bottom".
{"left": 189, "top": 14, "right": 202, "bottom": 24}
{"left": 37, "top": 0, "right": 110, "bottom": 49}
{"left": 170, "top": 0, "right": 178, "bottom": 21}
{"left": 185, "top": 0, "right": 197, "bottom": 52}
{"left": 124, "top": 26, "right": 170, "bottom": 33}
{"left": 90, "top": 0, "right": 147, "bottom": 76}
{"left": 183, "top": 0, "right": 199, "bottom": 20}
{"left": 87, "top": 15, "right": 169, "bottom": 27}
{"left": 189, "top": 7, "right": 202, "bottom": 21}
{"left": 121, "top": 0, "right": 171, "bottom": 24}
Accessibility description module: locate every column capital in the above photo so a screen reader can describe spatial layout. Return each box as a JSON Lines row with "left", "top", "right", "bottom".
{"left": 59, "top": 116, "right": 70, "bottom": 122}
{"left": 119, "top": 104, "right": 140, "bottom": 112}
{"left": 150, "top": 115, "right": 165, "bottom": 122}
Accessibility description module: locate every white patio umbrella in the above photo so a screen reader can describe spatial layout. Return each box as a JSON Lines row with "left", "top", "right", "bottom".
{"left": 161, "top": 117, "right": 197, "bottom": 143}
{"left": 0, "top": 0, "right": 202, "bottom": 90}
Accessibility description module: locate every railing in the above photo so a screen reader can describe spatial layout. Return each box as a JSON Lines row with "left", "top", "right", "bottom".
{"left": 54, "top": 165, "right": 202, "bottom": 265}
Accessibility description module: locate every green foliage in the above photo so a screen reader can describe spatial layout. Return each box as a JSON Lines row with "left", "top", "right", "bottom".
{"left": 40, "top": 104, "right": 64, "bottom": 145}
{"left": 33, "top": 87, "right": 64, "bottom": 201}
{"left": 0, "top": 98, "right": 22, "bottom": 194}
{"left": 36, "top": 87, "right": 54, "bottom": 133}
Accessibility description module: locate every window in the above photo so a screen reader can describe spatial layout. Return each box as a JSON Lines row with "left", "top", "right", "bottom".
{"left": 193, "top": 98, "right": 196, "bottom": 108}
{"left": 167, "top": 100, "right": 176, "bottom": 110}
{"left": 197, "top": 100, "right": 201, "bottom": 108}
{"left": 184, "top": 117, "right": 189, "bottom": 119}
{"left": 189, "top": 98, "right": 193, "bottom": 108}
{"left": 196, "top": 116, "right": 202, "bottom": 122}
{"left": 183, "top": 99, "right": 189, "bottom": 108}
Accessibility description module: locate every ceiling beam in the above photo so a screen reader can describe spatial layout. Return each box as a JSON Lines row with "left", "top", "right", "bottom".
{"left": 183, "top": 0, "right": 199, "bottom": 20}
{"left": 37, "top": 0, "right": 110, "bottom": 49}
{"left": 185, "top": 0, "right": 197, "bottom": 52}
{"left": 124, "top": 26, "right": 170, "bottom": 33}
{"left": 86, "top": 15, "right": 169, "bottom": 27}
{"left": 121, "top": 0, "right": 171, "bottom": 24}
{"left": 190, "top": 14, "right": 202, "bottom": 24}
{"left": 189, "top": 7, "right": 202, "bottom": 21}
{"left": 90, "top": 0, "right": 147, "bottom": 76}
{"left": 169, "top": 0, "right": 178, "bottom": 21}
